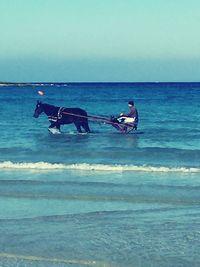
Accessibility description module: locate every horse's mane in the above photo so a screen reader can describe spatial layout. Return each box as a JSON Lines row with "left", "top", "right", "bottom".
{"left": 42, "top": 103, "right": 59, "bottom": 114}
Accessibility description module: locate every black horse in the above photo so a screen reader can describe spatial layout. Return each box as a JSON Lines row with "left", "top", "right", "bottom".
{"left": 33, "top": 101, "right": 91, "bottom": 133}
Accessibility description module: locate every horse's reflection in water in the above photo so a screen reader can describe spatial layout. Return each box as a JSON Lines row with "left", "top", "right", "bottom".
{"left": 33, "top": 101, "right": 91, "bottom": 133}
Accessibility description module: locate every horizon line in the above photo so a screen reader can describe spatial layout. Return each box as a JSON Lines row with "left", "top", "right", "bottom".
{"left": 1, "top": 81, "right": 200, "bottom": 85}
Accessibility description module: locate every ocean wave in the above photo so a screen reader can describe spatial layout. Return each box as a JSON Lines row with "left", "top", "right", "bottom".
{"left": 0, "top": 252, "right": 106, "bottom": 266}
{"left": 0, "top": 161, "right": 199, "bottom": 173}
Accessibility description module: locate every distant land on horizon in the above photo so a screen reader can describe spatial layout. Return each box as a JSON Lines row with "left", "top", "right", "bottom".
{"left": 0, "top": 81, "right": 200, "bottom": 87}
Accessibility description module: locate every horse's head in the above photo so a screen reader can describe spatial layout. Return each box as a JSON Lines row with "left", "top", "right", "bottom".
{"left": 33, "top": 101, "right": 44, "bottom": 118}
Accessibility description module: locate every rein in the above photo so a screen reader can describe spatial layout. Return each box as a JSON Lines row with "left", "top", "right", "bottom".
{"left": 61, "top": 111, "right": 135, "bottom": 128}
{"left": 44, "top": 104, "right": 135, "bottom": 128}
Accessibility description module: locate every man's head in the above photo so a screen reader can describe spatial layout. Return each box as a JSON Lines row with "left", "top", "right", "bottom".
{"left": 128, "top": 100, "right": 134, "bottom": 107}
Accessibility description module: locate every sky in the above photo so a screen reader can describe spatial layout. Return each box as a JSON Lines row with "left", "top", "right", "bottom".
{"left": 0, "top": 0, "right": 200, "bottom": 82}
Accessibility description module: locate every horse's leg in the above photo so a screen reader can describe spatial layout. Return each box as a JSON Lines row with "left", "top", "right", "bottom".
{"left": 49, "top": 122, "right": 56, "bottom": 128}
{"left": 48, "top": 122, "right": 61, "bottom": 134}
{"left": 49, "top": 122, "right": 60, "bottom": 130}
{"left": 55, "top": 123, "right": 61, "bottom": 131}
{"left": 74, "top": 122, "right": 82, "bottom": 133}
{"left": 81, "top": 122, "right": 91, "bottom": 133}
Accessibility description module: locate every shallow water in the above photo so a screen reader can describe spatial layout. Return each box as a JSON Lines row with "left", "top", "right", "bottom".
{"left": 0, "top": 83, "right": 200, "bottom": 267}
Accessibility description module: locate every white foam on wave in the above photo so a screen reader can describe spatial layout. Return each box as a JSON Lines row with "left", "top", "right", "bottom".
{"left": 0, "top": 161, "right": 199, "bottom": 173}
{"left": 0, "top": 252, "right": 103, "bottom": 266}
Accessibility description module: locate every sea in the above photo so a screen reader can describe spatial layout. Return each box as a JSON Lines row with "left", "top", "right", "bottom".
{"left": 0, "top": 82, "right": 200, "bottom": 267}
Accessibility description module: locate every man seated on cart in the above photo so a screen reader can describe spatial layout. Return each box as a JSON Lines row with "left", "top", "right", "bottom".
{"left": 111, "top": 100, "right": 139, "bottom": 133}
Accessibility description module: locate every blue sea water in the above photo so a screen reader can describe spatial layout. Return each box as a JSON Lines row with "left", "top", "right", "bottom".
{"left": 0, "top": 82, "right": 200, "bottom": 267}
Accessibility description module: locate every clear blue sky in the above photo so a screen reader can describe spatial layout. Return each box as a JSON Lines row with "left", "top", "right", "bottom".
{"left": 1, "top": 0, "right": 200, "bottom": 82}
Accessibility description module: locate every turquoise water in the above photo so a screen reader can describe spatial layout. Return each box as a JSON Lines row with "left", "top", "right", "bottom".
{"left": 0, "top": 83, "right": 200, "bottom": 267}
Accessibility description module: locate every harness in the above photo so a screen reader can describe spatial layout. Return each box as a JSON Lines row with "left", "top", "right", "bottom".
{"left": 48, "top": 107, "right": 65, "bottom": 122}
{"left": 46, "top": 105, "right": 137, "bottom": 133}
